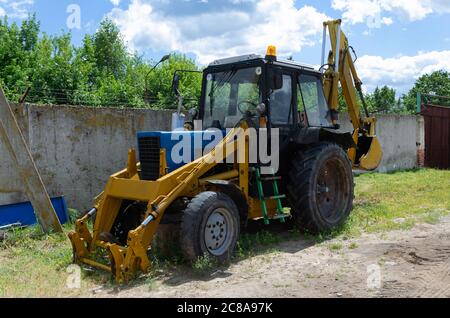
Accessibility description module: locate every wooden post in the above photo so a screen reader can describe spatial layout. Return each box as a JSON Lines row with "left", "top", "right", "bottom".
{"left": 0, "top": 87, "right": 63, "bottom": 233}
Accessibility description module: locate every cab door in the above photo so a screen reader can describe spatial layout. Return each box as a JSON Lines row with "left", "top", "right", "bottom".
{"left": 297, "top": 72, "right": 334, "bottom": 128}
{"left": 268, "top": 70, "right": 296, "bottom": 128}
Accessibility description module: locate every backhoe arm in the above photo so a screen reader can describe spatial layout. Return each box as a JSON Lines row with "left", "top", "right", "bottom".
{"left": 322, "top": 19, "right": 383, "bottom": 170}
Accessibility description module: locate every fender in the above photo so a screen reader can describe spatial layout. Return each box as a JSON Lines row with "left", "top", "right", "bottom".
{"left": 291, "top": 127, "right": 356, "bottom": 150}
{"left": 206, "top": 180, "right": 249, "bottom": 227}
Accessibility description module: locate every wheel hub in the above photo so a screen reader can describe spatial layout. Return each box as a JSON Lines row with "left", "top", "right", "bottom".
{"left": 204, "top": 208, "right": 232, "bottom": 255}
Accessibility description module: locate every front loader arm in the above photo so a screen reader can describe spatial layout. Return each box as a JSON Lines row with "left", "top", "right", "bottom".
{"left": 69, "top": 126, "right": 247, "bottom": 282}
{"left": 322, "top": 19, "right": 383, "bottom": 170}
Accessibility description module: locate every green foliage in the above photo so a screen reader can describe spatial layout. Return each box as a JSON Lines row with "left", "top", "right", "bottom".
{"left": 337, "top": 86, "right": 366, "bottom": 113}
{"left": 191, "top": 255, "right": 218, "bottom": 275}
{"left": 366, "top": 86, "right": 397, "bottom": 114}
{"left": 338, "top": 85, "right": 407, "bottom": 115}
{"left": 0, "top": 15, "right": 202, "bottom": 109}
{"left": 336, "top": 71, "right": 450, "bottom": 116}
{"left": 93, "top": 19, "right": 127, "bottom": 79}
{"left": 146, "top": 54, "right": 202, "bottom": 110}
{"left": 402, "top": 70, "right": 450, "bottom": 113}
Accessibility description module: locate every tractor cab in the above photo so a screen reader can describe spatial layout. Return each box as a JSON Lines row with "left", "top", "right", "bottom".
{"left": 198, "top": 47, "right": 334, "bottom": 132}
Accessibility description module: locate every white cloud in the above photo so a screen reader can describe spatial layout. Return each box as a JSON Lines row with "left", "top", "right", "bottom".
{"left": 332, "top": 0, "right": 450, "bottom": 26}
{"left": 381, "top": 17, "right": 393, "bottom": 25}
{"left": 0, "top": 0, "right": 33, "bottom": 19}
{"left": 332, "top": 0, "right": 382, "bottom": 25}
{"left": 110, "top": 0, "right": 120, "bottom": 6}
{"left": 356, "top": 50, "right": 450, "bottom": 94}
{"left": 110, "top": 0, "right": 330, "bottom": 64}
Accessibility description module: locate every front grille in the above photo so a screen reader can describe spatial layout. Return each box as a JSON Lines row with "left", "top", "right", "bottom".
{"left": 138, "top": 136, "right": 161, "bottom": 181}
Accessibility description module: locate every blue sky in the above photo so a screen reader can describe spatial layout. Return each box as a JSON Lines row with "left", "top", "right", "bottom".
{"left": 1, "top": 0, "right": 450, "bottom": 94}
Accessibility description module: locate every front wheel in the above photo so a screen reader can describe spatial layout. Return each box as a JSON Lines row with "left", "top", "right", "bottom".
{"left": 180, "top": 192, "right": 240, "bottom": 263}
{"left": 287, "top": 143, "right": 354, "bottom": 234}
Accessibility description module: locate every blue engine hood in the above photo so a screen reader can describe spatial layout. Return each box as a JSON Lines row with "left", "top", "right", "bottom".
{"left": 137, "top": 130, "right": 226, "bottom": 173}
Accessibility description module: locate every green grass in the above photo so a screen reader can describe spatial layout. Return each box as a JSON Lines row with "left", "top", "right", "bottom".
{"left": 230, "top": 168, "right": 450, "bottom": 257}
{"left": 348, "top": 242, "right": 359, "bottom": 250}
{"left": 236, "top": 230, "right": 284, "bottom": 258}
{"left": 338, "top": 169, "right": 450, "bottom": 237}
{"left": 0, "top": 224, "right": 107, "bottom": 297}
{"left": 191, "top": 255, "right": 218, "bottom": 275}
{"left": 0, "top": 168, "right": 449, "bottom": 296}
{"left": 328, "top": 242, "right": 343, "bottom": 252}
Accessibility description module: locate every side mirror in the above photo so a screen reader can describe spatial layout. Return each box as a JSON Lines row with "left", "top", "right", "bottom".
{"left": 188, "top": 107, "right": 198, "bottom": 119}
{"left": 270, "top": 69, "right": 283, "bottom": 90}
{"left": 172, "top": 73, "right": 180, "bottom": 96}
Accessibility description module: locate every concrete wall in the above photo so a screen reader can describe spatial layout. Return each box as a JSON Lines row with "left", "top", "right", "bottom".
{"left": 0, "top": 103, "right": 172, "bottom": 210}
{"left": 1, "top": 103, "right": 424, "bottom": 210}
{"left": 338, "top": 114, "right": 424, "bottom": 172}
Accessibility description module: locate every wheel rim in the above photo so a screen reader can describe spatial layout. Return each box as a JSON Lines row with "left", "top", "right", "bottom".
{"left": 204, "top": 208, "right": 235, "bottom": 256}
{"left": 315, "top": 158, "right": 350, "bottom": 223}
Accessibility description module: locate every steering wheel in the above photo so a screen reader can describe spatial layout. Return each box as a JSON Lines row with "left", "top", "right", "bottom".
{"left": 238, "top": 100, "right": 258, "bottom": 115}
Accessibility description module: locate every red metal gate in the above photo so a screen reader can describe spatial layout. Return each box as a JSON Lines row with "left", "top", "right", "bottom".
{"left": 421, "top": 104, "right": 450, "bottom": 169}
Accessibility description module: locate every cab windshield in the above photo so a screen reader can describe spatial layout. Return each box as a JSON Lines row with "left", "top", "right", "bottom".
{"left": 203, "top": 67, "right": 262, "bottom": 129}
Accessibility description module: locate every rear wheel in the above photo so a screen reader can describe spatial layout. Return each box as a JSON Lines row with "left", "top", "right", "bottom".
{"left": 286, "top": 143, "right": 354, "bottom": 234}
{"left": 180, "top": 192, "right": 240, "bottom": 263}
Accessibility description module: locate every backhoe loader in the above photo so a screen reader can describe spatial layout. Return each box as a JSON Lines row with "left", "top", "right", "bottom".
{"left": 69, "top": 19, "right": 383, "bottom": 283}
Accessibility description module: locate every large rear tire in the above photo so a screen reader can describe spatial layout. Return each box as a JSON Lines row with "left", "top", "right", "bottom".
{"left": 180, "top": 192, "right": 240, "bottom": 263}
{"left": 286, "top": 143, "right": 354, "bottom": 234}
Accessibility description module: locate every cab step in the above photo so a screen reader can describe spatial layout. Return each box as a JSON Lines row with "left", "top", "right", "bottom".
{"left": 271, "top": 213, "right": 292, "bottom": 220}
{"left": 260, "top": 176, "right": 282, "bottom": 182}
{"left": 254, "top": 167, "right": 287, "bottom": 225}
{"left": 265, "top": 195, "right": 286, "bottom": 200}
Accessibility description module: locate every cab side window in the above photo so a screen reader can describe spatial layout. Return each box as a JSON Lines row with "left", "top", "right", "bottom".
{"left": 298, "top": 74, "right": 331, "bottom": 127}
{"left": 270, "top": 74, "right": 293, "bottom": 125}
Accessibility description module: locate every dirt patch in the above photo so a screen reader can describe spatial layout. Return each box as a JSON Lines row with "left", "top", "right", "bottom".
{"left": 87, "top": 216, "right": 450, "bottom": 298}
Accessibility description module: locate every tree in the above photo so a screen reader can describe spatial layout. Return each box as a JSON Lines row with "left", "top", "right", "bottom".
{"left": 146, "top": 53, "right": 202, "bottom": 109}
{"left": 402, "top": 70, "right": 450, "bottom": 113}
{"left": 93, "top": 19, "right": 128, "bottom": 79}
{"left": 337, "top": 85, "right": 406, "bottom": 115}
{"left": 366, "top": 86, "right": 397, "bottom": 114}
{"left": 20, "top": 13, "right": 39, "bottom": 52}
{"left": 337, "top": 86, "right": 364, "bottom": 114}
{"left": 0, "top": 15, "right": 202, "bottom": 109}
{"left": 0, "top": 17, "right": 30, "bottom": 101}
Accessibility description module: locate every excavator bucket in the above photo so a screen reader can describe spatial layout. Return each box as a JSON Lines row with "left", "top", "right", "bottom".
{"left": 348, "top": 127, "right": 383, "bottom": 171}
{"left": 359, "top": 136, "right": 383, "bottom": 171}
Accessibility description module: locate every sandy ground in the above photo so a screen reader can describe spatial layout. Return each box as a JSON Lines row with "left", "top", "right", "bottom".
{"left": 94, "top": 217, "right": 450, "bottom": 298}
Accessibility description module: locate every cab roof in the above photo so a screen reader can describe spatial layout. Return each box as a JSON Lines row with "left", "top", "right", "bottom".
{"left": 208, "top": 54, "right": 318, "bottom": 73}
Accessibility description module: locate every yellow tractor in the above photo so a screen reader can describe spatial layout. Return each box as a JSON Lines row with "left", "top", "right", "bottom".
{"left": 69, "top": 20, "right": 383, "bottom": 282}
